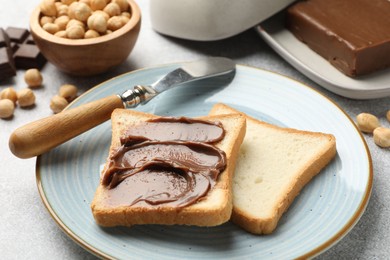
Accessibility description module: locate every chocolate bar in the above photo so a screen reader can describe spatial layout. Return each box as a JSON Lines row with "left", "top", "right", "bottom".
{"left": 0, "top": 27, "right": 46, "bottom": 80}
{"left": 286, "top": 0, "right": 390, "bottom": 77}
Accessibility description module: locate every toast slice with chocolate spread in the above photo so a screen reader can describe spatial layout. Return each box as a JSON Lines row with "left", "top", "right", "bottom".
{"left": 209, "top": 103, "right": 336, "bottom": 234}
{"left": 91, "top": 108, "right": 246, "bottom": 227}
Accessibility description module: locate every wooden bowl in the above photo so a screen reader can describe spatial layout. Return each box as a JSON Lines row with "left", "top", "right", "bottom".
{"left": 30, "top": 0, "right": 141, "bottom": 76}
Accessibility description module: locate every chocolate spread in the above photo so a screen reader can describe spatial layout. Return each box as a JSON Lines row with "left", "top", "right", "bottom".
{"left": 102, "top": 117, "right": 226, "bottom": 208}
{"left": 286, "top": 0, "right": 390, "bottom": 77}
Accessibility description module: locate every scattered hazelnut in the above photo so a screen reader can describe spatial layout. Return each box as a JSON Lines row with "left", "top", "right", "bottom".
{"left": 24, "top": 69, "right": 43, "bottom": 88}
{"left": 373, "top": 127, "right": 390, "bottom": 148}
{"left": 356, "top": 113, "right": 380, "bottom": 133}
{"left": 40, "top": 0, "right": 57, "bottom": 17}
{"left": 90, "top": 0, "right": 107, "bottom": 11}
{"left": 59, "top": 84, "right": 78, "bottom": 102}
{"left": 66, "top": 25, "right": 85, "bottom": 39}
{"left": 112, "top": 0, "right": 129, "bottom": 12}
{"left": 387, "top": 110, "right": 390, "bottom": 123}
{"left": 87, "top": 13, "right": 107, "bottom": 33}
{"left": 0, "top": 87, "right": 18, "bottom": 104}
{"left": 103, "top": 3, "right": 121, "bottom": 17}
{"left": 17, "top": 88, "right": 36, "bottom": 107}
{"left": 50, "top": 95, "right": 69, "bottom": 113}
{"left": 42, "top": 22, "right": 60, "bottom": 34}
{"left": 84, "top": 29, "right": 100, "bottom": 38}
{"left": 0, "top": 99, "right": 15, "bottom": 119}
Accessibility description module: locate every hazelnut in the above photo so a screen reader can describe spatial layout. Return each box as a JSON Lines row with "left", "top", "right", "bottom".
{"left": 40, "top": 0, "right": 57, "bottom": 17}
{"left": 121, "top": 11, "right": 131, "bottom": 19}
{"left": 87, "top": 13, "right": 107, "bottom": 33}
{"left": 79, "top": 0, "right": 91, "bottom": 5}
{"left": 24, "top": 69, "right": 43, "bottom": 88}
{"left": 373, "top": 127, "right": 390, "bottom": 148}
{"left": 17, "top": 88, "right": 36, "bottom": 107}
{"left": 54, "top": 30, "right": 68, "bottom": 38}
{"left": 50, "top": 95, "right": 69, "bottom": 113}
{"left": 69, "top": 2, "right": 92, "bottom": 22}
{"left": 93, "top": 10, "right": 109, "bottom": 21}
{"left": 61, "top": 0, "right": 77, "bottom": 5}
{"left": 0, "top": 87, "right": 18, "bottom": 104}
{"left": 56, "top": 4, "right": 69, "bottom": 17}
{"left": 0, "top": 99, "right": 15, "bottom": 119}
{"left": 42, "top": 22, "right": 60, "bottom": 34}
{"left": 66, "top": 19, "right": 85, "bottom": 30}
{"left": 66, "top": 25, "right": 85, "bottom": 39}
{"left": 54, "top": 16, "right": 70, "bottom": 30}
{"left": 107, "top": 16, "right": 126, "bottom": 31}
{"left": 40, "top": 16, "right": 54, "bottom": 26}
{"left": 103, "top": 3, "right": 121, "bottom": 17}
{"left": 112, "top": 0, "right": 129, "bottom": 12}
{"left": 356, "top": 113, "right": 380, "bottom": 133}
{"left": 387, "top": 110, "right": 390, "bottom": 123}
{"left": 84, "top": 29, "right": 100, "bottom": 38}
{"left": 90, "top": 0, "right": 107, "bottom": 11}
{"left": 59, "top": 84, "right": 78, "bottom": 102}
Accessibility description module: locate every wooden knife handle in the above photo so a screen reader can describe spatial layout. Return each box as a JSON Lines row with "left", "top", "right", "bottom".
{"left": 9, "top": 94, "right": 124, "bottom": 159}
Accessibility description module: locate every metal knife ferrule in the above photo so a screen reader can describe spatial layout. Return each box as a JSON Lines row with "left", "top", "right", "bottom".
{"left": 119, "top": 85, "right": 158, "bottom": 108}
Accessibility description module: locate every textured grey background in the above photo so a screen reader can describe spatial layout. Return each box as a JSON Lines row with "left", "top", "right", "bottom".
{"left": 1, "top": 1, "right": 389, "bottom": 259}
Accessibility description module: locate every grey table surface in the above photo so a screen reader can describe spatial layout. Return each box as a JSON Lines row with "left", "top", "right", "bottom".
{"left": 1, "top": 1, "right": 389, "bottom": 259}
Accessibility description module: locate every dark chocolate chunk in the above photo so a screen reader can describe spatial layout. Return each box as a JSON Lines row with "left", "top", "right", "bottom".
{"left": 10, "top": 42, "right": 19, "bottom": 53}
{"left": 0, "top": 28, "right": 11, "bottom": 48}
{"left": 0, "top": 47, "right": 16, "bottom": 81}
{"left": 25, "top": 34, "right": 35, "bottom": 45}
{"left": 6, "top": 27, "right": 30, "bottom": 44}
{"left": 13, "top": 44, "right": 46, "bottom": 69}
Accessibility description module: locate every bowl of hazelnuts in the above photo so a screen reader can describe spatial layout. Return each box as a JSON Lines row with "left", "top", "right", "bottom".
{"left": 30, "top": 0, "right": 141, "bottom": 76}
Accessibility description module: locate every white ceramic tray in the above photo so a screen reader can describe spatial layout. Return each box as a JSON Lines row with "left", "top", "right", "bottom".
{"left": 256, "top": 11, "right": 390, "bottom": 99}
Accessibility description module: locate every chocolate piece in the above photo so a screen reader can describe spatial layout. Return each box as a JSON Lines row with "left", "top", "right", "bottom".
{"left": 13, "top": 44, "right": 46, "bottom": 69}
{"left": 6, "top": 27, "right": 29, "bottom": 43}
{"left": 25, "top": 35, "right": 35, "bottom": 45}
{"left": 0, "top": 29, "right": 16, "bottom": 81}
{"left": 286, "top": 0, "right": 390, "bottom": 77}
{"left": 0, "top": 47, "right": 16, "bottom": 81}
{"left": 10, "top": 42, "right": 19, "bottom": 53}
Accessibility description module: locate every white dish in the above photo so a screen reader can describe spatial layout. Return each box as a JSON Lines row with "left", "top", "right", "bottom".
{"left": 36, "top": 64, "right": 372, "bottom": 259}
{"left": 256, "top": 11, "right": 390, "bottom": 99}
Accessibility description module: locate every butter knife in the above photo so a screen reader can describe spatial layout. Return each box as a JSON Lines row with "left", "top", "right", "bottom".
{"left": 9, "top": 57, "right": 235, "bottom": 158}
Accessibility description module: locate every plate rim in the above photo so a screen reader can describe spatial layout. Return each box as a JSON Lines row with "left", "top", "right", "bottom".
{"left": 35, "top": 63, "right": 373, "bottom": 259}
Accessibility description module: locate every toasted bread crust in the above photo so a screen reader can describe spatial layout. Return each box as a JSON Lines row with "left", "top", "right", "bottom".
{"left": 209, "top": 103, "right": 336, "bottom": 234}
{"left": 91, "top": 109, "right": 246, "bottom": 227}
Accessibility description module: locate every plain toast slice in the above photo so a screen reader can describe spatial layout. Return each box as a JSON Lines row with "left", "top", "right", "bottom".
{"left": 91, "top": 109, "right": 246, "bottom": 227}
{"left": 209, "top": 103, "right": 336, "bottom": 234}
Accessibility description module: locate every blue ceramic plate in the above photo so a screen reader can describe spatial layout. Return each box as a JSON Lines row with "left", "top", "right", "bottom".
{"left": 36, "top": 64, "right": 372, "bottom": 259}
